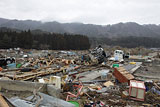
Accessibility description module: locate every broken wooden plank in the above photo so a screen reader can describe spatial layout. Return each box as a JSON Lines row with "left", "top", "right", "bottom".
{"left": 0, "top": 93, "right": 9, "bottom": 107}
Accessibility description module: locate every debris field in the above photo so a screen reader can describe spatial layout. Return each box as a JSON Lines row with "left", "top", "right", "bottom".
{"left": 0, "top": 47, "right": 160, "bottom": 107}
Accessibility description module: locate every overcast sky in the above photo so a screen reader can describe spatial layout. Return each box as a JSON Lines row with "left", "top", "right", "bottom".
{"left": 0, "top": 0, "right": 160, "bottom": 25}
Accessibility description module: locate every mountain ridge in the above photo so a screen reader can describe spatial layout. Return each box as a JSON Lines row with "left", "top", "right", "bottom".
{"left": 0, "top": 18, "right": 160, "bottom": 38}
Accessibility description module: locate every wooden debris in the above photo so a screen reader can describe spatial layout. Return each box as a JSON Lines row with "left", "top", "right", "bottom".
{"left": 0, "top": 93, "right": 9, "bottom": 107}
{"left": 0, "top": 66, "right": 77, "bottom": 81}
{"left": 113, "top": 67, "right": 134, "bottom": 83}
{"left": 103, "top": 81, "right": 114, "bottom": 87}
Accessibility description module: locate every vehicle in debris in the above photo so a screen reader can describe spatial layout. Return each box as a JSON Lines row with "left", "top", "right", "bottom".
{"left": 109, "top": 50, "right": 130, "bottom": 62}
{"left": 81, "top": 45, "right": 107, "bottom": 64}
{"left": 90, "top": 48, "right": 106, "bottom": 64}
{"left": 0, "top": 57, "right": 16, "bottom": 67}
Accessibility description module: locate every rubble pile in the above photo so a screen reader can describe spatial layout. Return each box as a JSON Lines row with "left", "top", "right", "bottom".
{"left": 0, "top": 48, "right": 160, "bottom": 107}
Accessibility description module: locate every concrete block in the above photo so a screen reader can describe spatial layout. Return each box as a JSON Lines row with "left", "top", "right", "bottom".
{"left": 47, "top": 85, "right": 61, "bottom": 98}
{"left": 0, "top": 80, "right": 61, "bottom": 98}
{"left": 49, "top": 76, "right": 61, "bottom": 89}
{"left": 0, "top": 80, "right": 47, "bottom": 92}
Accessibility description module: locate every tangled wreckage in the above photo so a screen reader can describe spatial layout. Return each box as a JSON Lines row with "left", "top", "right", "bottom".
{"left": 0, "top": 47, "right": 160, "bottom": 107}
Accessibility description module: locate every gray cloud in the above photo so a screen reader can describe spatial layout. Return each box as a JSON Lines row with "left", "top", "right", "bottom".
{"left": 0, "top": 0, "right": 160, "bottom": 25}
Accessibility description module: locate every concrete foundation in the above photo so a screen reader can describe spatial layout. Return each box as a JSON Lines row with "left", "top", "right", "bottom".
{"left": 0, "top": 80, "right": 61, "bottom": 98}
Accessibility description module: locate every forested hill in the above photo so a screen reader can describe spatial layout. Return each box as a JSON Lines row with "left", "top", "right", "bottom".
{"left": 0, "top": 29, "right": 90, "bottom": 50}
{"left": 0, "top": 18, "right": 160, "bottom": 38}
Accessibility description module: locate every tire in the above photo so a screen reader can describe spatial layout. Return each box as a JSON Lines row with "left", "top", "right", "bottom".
{"left": 6, "top": 60, "right": 12, "bottom": 64}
